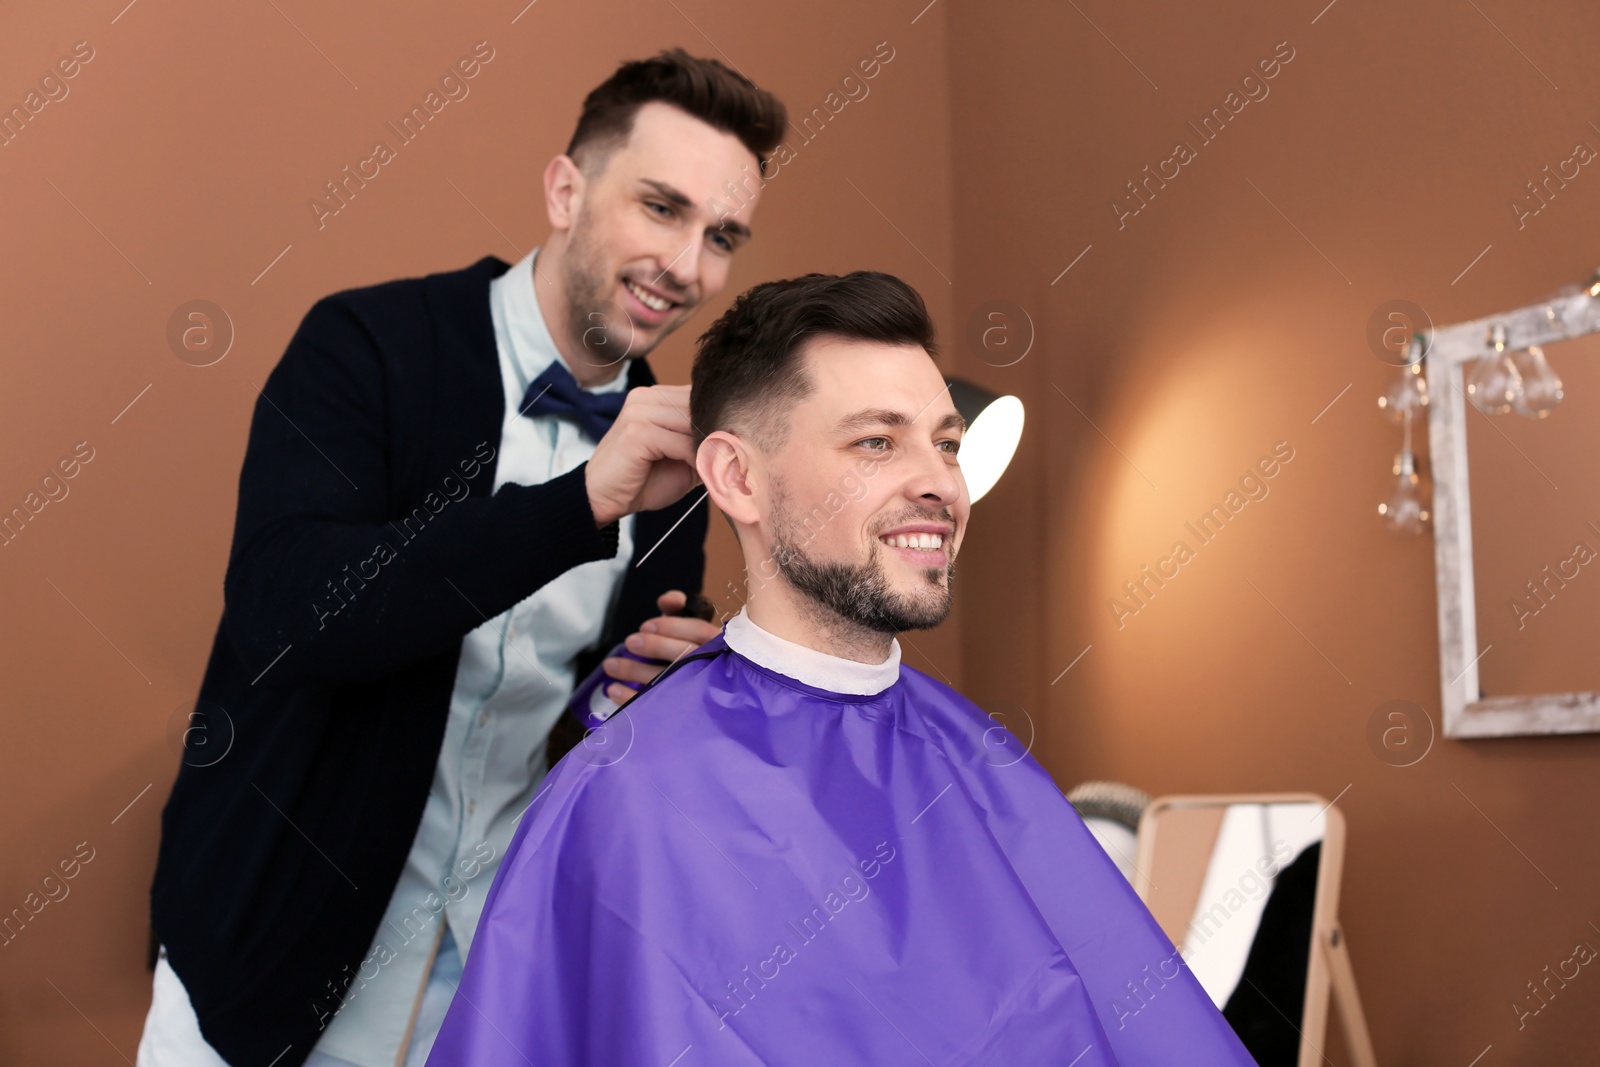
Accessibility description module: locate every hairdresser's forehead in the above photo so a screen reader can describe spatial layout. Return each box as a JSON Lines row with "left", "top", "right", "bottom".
{"left": 608, "top": 101, "right": 762, "bottom": 211}
{"left": 792, "top": 337, "right": 952, "bottom": 431}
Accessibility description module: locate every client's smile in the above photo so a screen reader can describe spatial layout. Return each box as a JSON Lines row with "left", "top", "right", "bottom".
{"left": 877, "top": 524, "right": 953, "bottom": 563}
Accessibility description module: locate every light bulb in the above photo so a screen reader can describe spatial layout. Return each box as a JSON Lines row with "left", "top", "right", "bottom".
{"left": 1378, "top": 364, "right": 1428, "bottom": 424}
{"left": 1404, "top": 333, "right": 1429, "bottom": 368}
{"left": 1511, "top": 345, "right": 1563, "bottom": 418}
{"left": 1543, "top": 298, "right": 1589, "bottom": 339}
{"left": 1466, "top": 352, "right": 1523, "bottom": 415}
{"left": 1378, "top": 450, "right": 1429, "bottom": 535}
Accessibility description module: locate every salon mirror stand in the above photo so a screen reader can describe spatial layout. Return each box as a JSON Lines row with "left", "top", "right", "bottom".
{"left": 1133, "top": 794, "right": 1378, "bottom": 1067}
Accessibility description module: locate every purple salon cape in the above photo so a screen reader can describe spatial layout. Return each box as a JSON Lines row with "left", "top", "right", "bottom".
{"left": 426, "top": 627, "right": 1256, "bottom": 1066}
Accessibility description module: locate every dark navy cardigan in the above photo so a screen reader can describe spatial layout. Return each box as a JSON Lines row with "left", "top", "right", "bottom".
{"left": 149, "top": 255, "right": 706, "bottom": 1066}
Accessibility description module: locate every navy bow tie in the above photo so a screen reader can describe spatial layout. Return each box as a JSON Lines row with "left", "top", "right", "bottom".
{"left": 519, "top": 359, "right": 627, "bottom": 443}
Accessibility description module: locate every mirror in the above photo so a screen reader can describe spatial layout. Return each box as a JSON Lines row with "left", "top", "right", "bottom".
{"left": 1466, "top": 333, "right": 1600, "bottom": 700}
{"left": 1425, "top": 288, "right": 1600, "bottom": 736}
{"left": 1133, "top": 794, "right": 1373, "bottom": 1067}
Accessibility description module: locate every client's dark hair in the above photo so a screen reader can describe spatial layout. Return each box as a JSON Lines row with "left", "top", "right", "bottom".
{"left": 691, "top": 271, "right": 938, "bottom": 451}
{"left": 567, "top": 49, "right": 787, "bottom": 175}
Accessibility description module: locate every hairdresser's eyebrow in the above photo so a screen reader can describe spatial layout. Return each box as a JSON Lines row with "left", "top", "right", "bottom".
{"left": 640, "top": 178, "right": 693, "bottom": 208}
{"left": 836, "top": 408, "right": 966, "bottom": 436}
{"left": 642, "top": 178, "right": 753, "bottom": 242}
{"left": 716, "top": 215, "right": 752, "bottom": 242}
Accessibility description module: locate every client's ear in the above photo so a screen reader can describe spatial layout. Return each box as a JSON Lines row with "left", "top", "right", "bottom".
{"left": 697, "top": 431, "right": 761, "bottom": 526}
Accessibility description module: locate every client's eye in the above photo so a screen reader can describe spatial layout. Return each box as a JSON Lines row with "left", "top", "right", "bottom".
{"left": 938, "top": 439, "right": 961, "bottom": 454}
{"left": 858, "top": 437, "right": 891, "bottom": 452}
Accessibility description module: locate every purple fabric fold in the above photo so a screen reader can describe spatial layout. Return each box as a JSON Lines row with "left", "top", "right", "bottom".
{"left": 426, "top": 633, "right": 1257, "bottom": 1066}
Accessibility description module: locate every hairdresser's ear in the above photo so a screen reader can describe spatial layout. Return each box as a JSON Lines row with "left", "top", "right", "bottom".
{"left": 544, "top": 154, "right": 584, "bottom": 232}
{"left": 698, "top": 431, "right": 761, "bottom": 526}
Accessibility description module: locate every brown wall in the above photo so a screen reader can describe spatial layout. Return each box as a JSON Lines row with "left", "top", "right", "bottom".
{"left": 945, "top": 0, "right": 1600, "bottom": 1062}
{"left": 4, "top": 0, "right": 1598, "bottom": 1063}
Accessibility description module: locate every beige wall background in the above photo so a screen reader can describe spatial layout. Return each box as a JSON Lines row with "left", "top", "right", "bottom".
{"left": 1, "top": 0, "right": 1596, "bottom": 1063}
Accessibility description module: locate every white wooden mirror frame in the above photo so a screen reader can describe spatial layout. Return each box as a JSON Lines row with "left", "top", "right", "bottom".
{"left": 1425, "top": 286, "right": 1600, "bottom": 737}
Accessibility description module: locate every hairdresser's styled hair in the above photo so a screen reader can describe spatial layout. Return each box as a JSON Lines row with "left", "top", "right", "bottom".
{"left": 691, "top": 271, "right": 938, "bottom": 451}
{"left": 567, "top": 48, "right": 787, "bottom": 175}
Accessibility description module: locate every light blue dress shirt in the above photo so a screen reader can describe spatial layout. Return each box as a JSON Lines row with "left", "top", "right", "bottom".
{"left": 311, "top": 248, "right": 636, "bottom": 1066}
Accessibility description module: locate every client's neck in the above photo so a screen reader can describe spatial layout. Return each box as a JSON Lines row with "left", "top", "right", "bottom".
{"left": 746, "top": 586, "right": 895, "bottom": 665}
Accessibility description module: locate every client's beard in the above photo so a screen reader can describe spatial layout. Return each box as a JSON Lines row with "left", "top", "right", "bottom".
{"left": 769, "top": 481, "right": 955, "bottom": 634}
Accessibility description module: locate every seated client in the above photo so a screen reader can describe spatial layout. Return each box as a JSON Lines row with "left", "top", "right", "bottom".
{"left": 426, "top": 272, "right": 1255, "bottom": 1065}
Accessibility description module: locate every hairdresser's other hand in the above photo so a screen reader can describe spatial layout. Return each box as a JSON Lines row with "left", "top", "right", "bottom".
{"left": 600, "top": 590, "right": 722, "bottom": 705}
{"left": 585, "top": 385, "right": 699, "bottom": 528}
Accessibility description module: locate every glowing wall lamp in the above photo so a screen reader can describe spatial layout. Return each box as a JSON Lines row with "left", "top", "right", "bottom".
{"left": 946, "top": 377, "right": 1025, "bottom": 505}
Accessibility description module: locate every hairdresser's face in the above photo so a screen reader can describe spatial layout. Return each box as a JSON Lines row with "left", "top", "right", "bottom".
{"left": 558, "top": 102, "right": 761, "bottom": 363}
{"left": 763, "top": 339, "right": 970, "bottom": 632}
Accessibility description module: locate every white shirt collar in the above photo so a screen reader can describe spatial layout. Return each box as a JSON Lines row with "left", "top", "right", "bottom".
{"left": 722, "top": 607, "right": 901, "bottom": 695}
{"left": 500, "top": 248, "right": 630, "bottom": 396}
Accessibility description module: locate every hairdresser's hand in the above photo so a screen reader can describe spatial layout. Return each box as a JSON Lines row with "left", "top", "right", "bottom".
{"left": 585, "top": 385, "right": 699, "bottom": 528}
{"left": 600, "top": 590, "right": 722, "bottom": 705}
